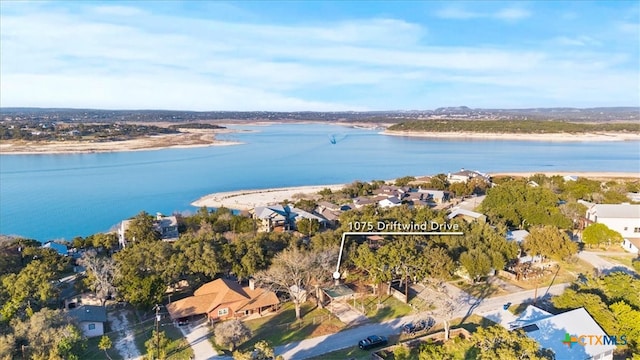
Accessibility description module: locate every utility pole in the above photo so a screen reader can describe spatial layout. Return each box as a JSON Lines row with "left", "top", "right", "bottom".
{"left": 153, "top": 304, "right": 161, "bottom": 359}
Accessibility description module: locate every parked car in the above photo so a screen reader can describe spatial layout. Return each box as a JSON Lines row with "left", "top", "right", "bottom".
{"left": 358, "top": 335, "right": 388, "bottom": 350}
{"left": 402, "top": 317, "right": 435, "bottom": 334}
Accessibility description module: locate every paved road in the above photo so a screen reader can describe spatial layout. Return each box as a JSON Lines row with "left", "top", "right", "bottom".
{"left": 275, "top": 283, "right": 569, "bottom": 360}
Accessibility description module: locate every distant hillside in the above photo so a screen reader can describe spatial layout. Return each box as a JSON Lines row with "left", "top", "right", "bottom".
{"left": 387, "top": 119, "right": 640, "bottom": 134}
{"left": 1, "top": 106, "right": 638, "bottom": 123}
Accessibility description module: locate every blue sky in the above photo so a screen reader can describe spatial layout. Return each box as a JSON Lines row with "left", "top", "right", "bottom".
{"left": 1, "top": 1, "right": 638, "bottom": 111}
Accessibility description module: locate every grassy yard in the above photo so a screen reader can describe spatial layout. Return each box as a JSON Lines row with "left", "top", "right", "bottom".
{"left": 131, "top": 318, "right": 193, "bottom": 359}
{"left": 601, "top": 255, "right": 635, "bottom": 268}
{"left": 360, "top": 295, "right": 413, "bottom": 322}
{"left": 79, "top": 334, "right": 123, "bottom": 360}
{"left": 455, "top": 280, "right": 508, "bottom": 298}
{"left": 221, "top": 302, "right": 345, "bottom": 354}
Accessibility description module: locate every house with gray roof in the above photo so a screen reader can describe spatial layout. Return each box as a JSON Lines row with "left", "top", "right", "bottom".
{"left": 509, "top": 306, "right": 616, "bottom": 360}
{"left": 68, "top": 305, "right": 107, "bottom": 338}
{"left": 41, "top": 241, "right": 68, "bottom": 256}
{"left": 447, "top": 208, "right": 487, "bottom": 223}
{"left": 118, "top": 212, "right": 179, "bottom": 247}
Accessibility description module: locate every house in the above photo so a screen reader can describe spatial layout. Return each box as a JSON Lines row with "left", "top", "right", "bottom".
{"left": 118, "top": 212, "right": 179, "bottom": 247}
{"left": 252, "top": 205, "right": 327, "bottom": 232}
{"left": 584, "top": 203, "right": 640, "bottom": 252}
{"left": 563, "top": 175, "right": 579, "bottom": 182}
{"left": 417, "top": 189, "right": 450, "bottom": 203}
{"left": 41, "top": 241, "right": 68, "bottom": 256}
{"left": 622, "top": 238, "right": 640, "bottom": 255}
{"left": 353, "top": 197, "right": 375, "bottom": 209}
{"left": 68, "top": 305, "right": 107, "bottom": 338}
{"left": 252, "top": 205, "right": 295, "bottom": 232}
{"left": 166, "top": 278, "right": 279, "bottom": 323}
{"left": 379, "top": 196, "right": 402, "bottom": 208}
{"left": 509, "top": 306, "right": 616, "bottom": 360}
{"left": 447, "top": 208, "right": 487, "bottom": 223}
{"left": 447, "top": 168, "right": 490, "bottom": 184}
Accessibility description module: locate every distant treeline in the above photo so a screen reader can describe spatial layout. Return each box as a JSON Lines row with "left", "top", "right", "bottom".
{"left": 168, "top": 123, "right": 226, "bottom": 130}
{"left": 0, "top": 122, "right": 178, "bottom": 141}
{"left": 387, "top": 120, "right": 640, "bottom": 133}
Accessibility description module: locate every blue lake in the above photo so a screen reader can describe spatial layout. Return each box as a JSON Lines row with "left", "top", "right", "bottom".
{"left": 1, "top": 123, "right": 639, "bottom": 241}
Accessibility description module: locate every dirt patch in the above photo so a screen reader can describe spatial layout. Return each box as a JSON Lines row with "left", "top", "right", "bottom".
{"left": 108, "top": 309, "right": 142, "bottom": 360}
{"left": 310, "top": 323, "right": 342, "bottom": 338}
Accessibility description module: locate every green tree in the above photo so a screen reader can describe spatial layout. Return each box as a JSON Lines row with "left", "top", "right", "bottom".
{"left": 125, "top": 211, "right": 160, "bottom": 243}
{"left": 98, "top": 335, "right": 113, "bottom": 360}
{"left": 459, "top": 249, "right": 492, "bottom": 282}
{"left": 522, "top": 225, "right": 578, "bottom": 261}
{"left": 214, "top": 319, "right": 251, "bottom": 352}
{"left": 145, "top": 330, "right": 169, "bottom": 360}
{"left": 552, "top": 288, "right": 617, "bottom": 334}
{"left": 1, "top": 259, "right": 58, "bottom": 321}
{"left": 233, "top": 340, "right": 284, "bottom": 360}
{"left": 77, "top": 250, "right": 116, "bottom": 306}
{"left": 395, "top": 176, "right": 416, "bottom": 186}
{"left": 610, "top": 301, "right": 640, "bottom": 352}
{"left": 393, "top": 345, "right": 411, "bottom": 360}
{"left": 296, "top": 218, "right": 320, "bottom": 237}
{"left": 582, "top": 223, "right": 623, "bottom": 248}
{"left": 471, "top": 326, "right": 551, "bottom": 360}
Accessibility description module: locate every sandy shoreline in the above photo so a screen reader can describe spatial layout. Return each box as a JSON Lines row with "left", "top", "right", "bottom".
{"left": 191, "top": 184, "right": 346, "bottom": 210}
{"left": 383, "top": 130, "right": 640, "bottom": 142}
{"left": 0, "top": 129, "right": 242, "bottom": 155}
{"left": 192, "top": 171, "right": 639, "bottom": 210}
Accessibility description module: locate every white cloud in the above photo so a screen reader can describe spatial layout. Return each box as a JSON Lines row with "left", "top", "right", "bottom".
{"left": 435, "top": 6, "right": 530, "bottom": 21}
{"left": 0, "top": 3, "right": 637, "bottom": 110}
{"left": 551, "top": 36, "right": 602, "bottom": 47}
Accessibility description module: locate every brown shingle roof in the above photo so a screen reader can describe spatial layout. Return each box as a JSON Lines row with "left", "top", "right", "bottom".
{"left": 167, "top": 278, "right": 279, "bottom": 320}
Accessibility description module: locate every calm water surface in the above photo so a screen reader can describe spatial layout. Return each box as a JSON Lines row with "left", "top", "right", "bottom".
{"left": 1, "top": 123, "right": 639, "bottom": 241}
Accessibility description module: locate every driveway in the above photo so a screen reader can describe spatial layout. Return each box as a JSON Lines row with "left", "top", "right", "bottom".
{"left": 578, "top": 251, "right": 638, "bottom": 276}
{"left": 178, "top": 318, "right": 226, "bottom": 360}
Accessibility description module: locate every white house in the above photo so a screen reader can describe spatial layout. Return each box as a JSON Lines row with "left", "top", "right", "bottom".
{"left": 584, "top": 203, "right": 640, "bottom": 253}
{"left": 379, "top": 196, "right": 402, "bottom": 208}
{"left": 41, "top": 241, "right": 68, "bottom": 256}
{"left": 447, "top": 168, "right": 490, "bottom": 184}
{"left": 585, "top": 203, "right": 640, "bottom": 239}
{"left": 447, "top": 208, "right": 487, "bottom": 223}
{"left": 68, "top": 305, "right": 107, "bottom": 338}
{"left": 506, "top": 230, "right": 530, "bottom": 243}
{"left": 118, "top": 212, "right": 179, "bottom": 247}
{"left": 509, "top": 306, "right": 616, "bottom": 360}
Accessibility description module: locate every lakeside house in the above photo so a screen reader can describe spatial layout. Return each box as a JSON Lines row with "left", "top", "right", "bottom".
{"left": 68, "top": 305, "right": 107, "bottom": 338}
{"left": 583, "top": 203, "right": 640, "bottom": 254}
{"left": 447, "top": 208, "right": 487, "bottom": 223}
{"left": 118, "top": 212, "right": 179, "bottom": 247}
{"left": 509, "top": 306, "right": 616, "bottom": 360}
{"left": 166, "top": 278, "right": 279, "bottom": 323}
{"left": 447, "top": 168, "right": 490, "bottom": 184}
{"left": 41, "top": 241, "right": 68, "bottom": 256}
{"left": 251, "top": 205, "right": 328, "bottom": 233}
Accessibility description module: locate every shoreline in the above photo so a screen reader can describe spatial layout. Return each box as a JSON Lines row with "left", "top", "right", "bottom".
{"left": 382, "top": 130, "right": 640, "bottom": 142}
{"left": 192, "top": 171, "right": 639, "bottom": 210}
{"left": 0, "top": 128, "right": 243, "bottom": 155}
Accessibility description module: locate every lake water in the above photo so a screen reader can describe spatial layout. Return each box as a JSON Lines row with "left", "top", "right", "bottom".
{"left": 1, "top": 123, "right": 639, "bottom": 241}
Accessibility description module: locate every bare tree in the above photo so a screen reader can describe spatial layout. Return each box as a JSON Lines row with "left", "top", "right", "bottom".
{"left": 77, "top": 250, "right": 116, "bottom": 306}
{"left": 255, "top": 247, "right": 336, "bottom": 319}
{"left": 214, "top": 319, "right": 251, "bottom": 352}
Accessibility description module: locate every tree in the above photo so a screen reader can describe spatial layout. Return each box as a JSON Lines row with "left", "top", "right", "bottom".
{"left": 471, "top": 326, "right": 551, "bottom": 360}
{"left": 10, "top": 308, "right": 85, "bottom": 360}
{"left": 582, "top": 223, "right": 623, "bottom": 248}
{"left": 78, "top": 250, "right": 116, "bottom": 306}
{"left": 610, "top": 301, "right": 640, "bottom": 353}
{"left": 125, "top": 211, "right": 160, "bottom": 243}
{"left": 255, "top": 247, "right": 334, "bottom": 320}
{"left": 98, "top": 335, "right": 113, "bottom": 360}
{"left": 459, "top": 249, "right": 492, "bottom": 282}
{"left": 296, "top": 218, "right": 320, "bottom": 237}
{"left": 233, "top": 340, "right": 284, "bottom": 360}
{"left": 552, "top": 288, "right": 617, "bottom": 334}
{"left": 214, "top": 319, "right": 251, "bottom": 352}
{"left": 395, "top": 176, "right": 416, "bottom": 186}
{"left": 522, "top": 225, "right": 577, "bottom": 261}
{"left": 393, "top": 345, "right": 411, "bottom": 360}
{"left": 144, "top": 330, "right": 169, "bottom": 360}
{"left": 1, "top": 259, "right": 59, "bottom": 321}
